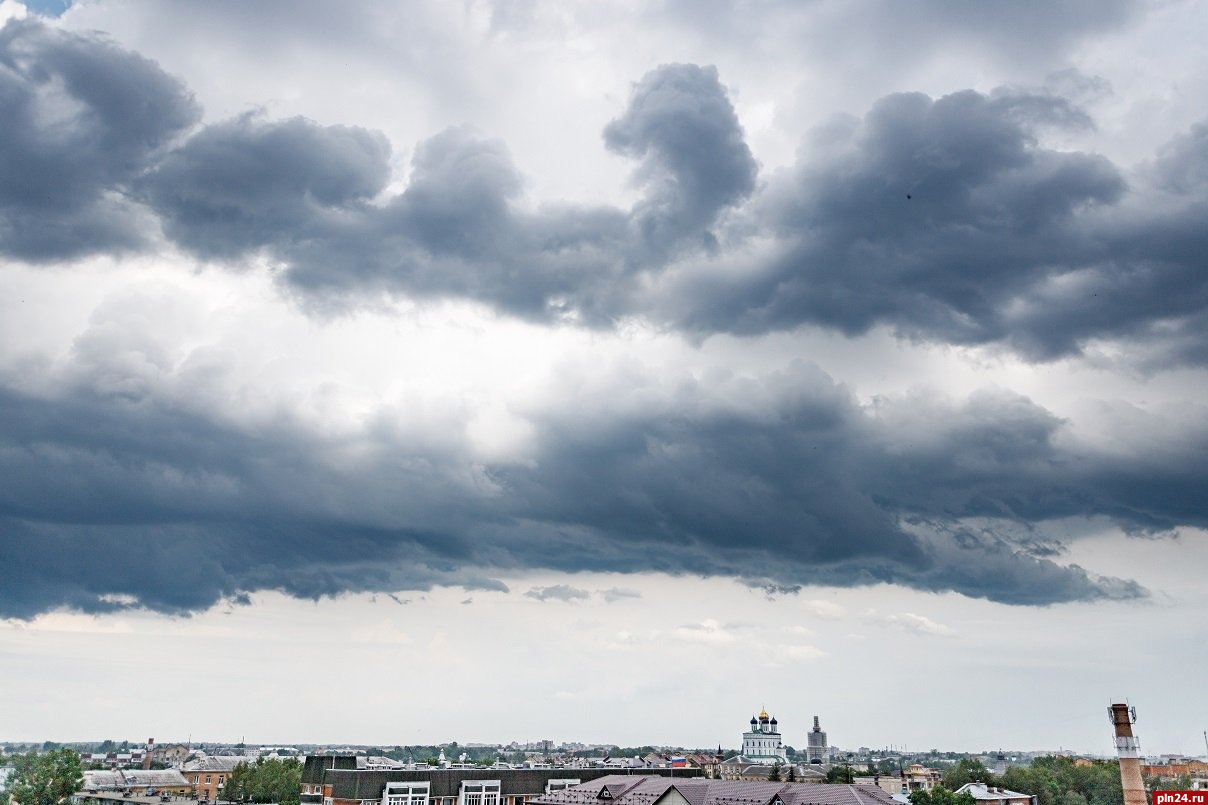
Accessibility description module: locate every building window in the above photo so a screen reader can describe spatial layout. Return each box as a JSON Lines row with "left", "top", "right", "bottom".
{"left": 546, "top": 781, "right": 581, "bottom": 794}
{"left": 460, "top": 781, "right": 500, "bottom": 805}
{"left": 384, "top": 782, "right": 430, "bottom": 805}
{"left": 206, "top": 777, "right": 212, "bottom": 785}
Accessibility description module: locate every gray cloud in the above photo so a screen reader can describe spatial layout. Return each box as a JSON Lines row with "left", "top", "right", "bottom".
{"left": 3, "top": 351, "right": 1199, "bottom": 619}
{"left": 524, "top": 585, "right": 590, "bottom": 603}
{"left": 743, "top": 580, "right": 803, "bottom": 599}
{"left": 599, "top": 587, "right": 642, "bottom": 603}
{"left": 0, "top": 18, "right": 199, "bottom": 260}
{"left": 603, "top": 63, "right": 757, "bottom": 255}
{"left": 3, "top": 18, "right": 1205, "bottom": 367}
{"left": 657, "top": 0, "right": 1140, "bottom": 70}
{"left": 142, "top": 113, "right": 391, "bottom": 259}
{"left": 669, "top": 90, "right": 1124, "bottom": 351}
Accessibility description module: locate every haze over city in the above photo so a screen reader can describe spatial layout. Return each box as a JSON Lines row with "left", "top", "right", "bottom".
{"left": 1, "top": 0, "right": 1205, "bottom": 757}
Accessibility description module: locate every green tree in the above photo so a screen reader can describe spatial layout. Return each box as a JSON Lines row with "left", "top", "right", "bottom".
{"left": 787, "top": 766, "right": 797, "bottom": 783}
{"left": 827, "top": 765, "right": 855, "bottom": 784}
{"left": 3, "top": 749, "right": 85, "bottom": 805}
{"left": 769, "top": 763, "right": 783, "bottom": 782}
{"left": 1001, "top": 757, "right": 1122, "bottom": 805}
{"left": 909, "top": 785, "right": 977, "bottom": 805}
{"left": 223, "top": 758, "right": 301, "bottom": 805}
{"left": 943, "top": 759, "right": 995, "bottom": 790}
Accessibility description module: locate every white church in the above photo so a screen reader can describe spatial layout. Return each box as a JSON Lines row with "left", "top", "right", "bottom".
{"left": 741, "top": 707, "right": 788, "bottom": 764}
{"left": 718, "top": 707, "right": 825, "bottom": 781}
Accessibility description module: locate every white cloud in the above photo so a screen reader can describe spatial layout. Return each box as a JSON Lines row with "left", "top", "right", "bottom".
{"left": 877, "top": 612, "right": 957, "bottom": 637}
{"left": 800, "top": 599, "right": 847, "bottom": 620}
{"left": 349, "top": 619, "right": 413, "bottom": 645}
{"left": 772, "top": 644, "right": 828, "bottom": 663}
{"left": 673, "top": 619, "right": 735, "bottom": 644}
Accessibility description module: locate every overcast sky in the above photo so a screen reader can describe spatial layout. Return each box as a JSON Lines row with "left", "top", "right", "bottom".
{"left": 1, "top": 0, "right": 1206, "bottom": 757}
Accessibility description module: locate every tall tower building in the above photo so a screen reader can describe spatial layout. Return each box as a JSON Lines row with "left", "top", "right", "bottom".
{"left": 1109, "top": 703, "right": 1146, "bottom": 805}
{"left": 807, "top": 716, "right": 829, "bottom": 764}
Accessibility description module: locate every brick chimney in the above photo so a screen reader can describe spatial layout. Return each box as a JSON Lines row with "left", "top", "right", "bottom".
{"left": 1109, "top": 704, "right": 1146, "bottom": 805}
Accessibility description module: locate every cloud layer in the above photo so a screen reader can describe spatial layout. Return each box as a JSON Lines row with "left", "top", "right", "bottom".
{"left": 2, "top": 13, "right": 1205, "bottom": 619}
{"left": 4, "top": 346, "right": 1200, "bottom": 618}
{"left": 3, "top": 18, "right": 1206, "bottom": 363}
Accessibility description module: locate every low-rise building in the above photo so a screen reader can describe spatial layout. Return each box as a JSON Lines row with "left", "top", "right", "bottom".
{"left": 152, "top": 746, "right": 193, "bottom": 769}
{"left": 183, "top": 757, "right": 249, "bottom": 802}
{"left": 83, "top": 752, "right": 149, "bottom": 770}
{"left": 81, "top": 769, "right": 193, "bottom": 797}
{"left": 855, "top": 765, "right": 942, "bottom": 796}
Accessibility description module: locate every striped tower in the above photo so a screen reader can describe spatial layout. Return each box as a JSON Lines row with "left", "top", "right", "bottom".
{"left": 1109, "top": 703, "right": 1146, "bottom": 805}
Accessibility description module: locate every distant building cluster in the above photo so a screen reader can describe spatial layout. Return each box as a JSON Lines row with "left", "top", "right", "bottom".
{"left": 1141, "top": 759, "right": 1208, "bottom": 791}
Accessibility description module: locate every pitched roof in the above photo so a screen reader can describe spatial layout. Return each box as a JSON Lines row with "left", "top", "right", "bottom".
{"left": 119, "top": 771, "right": 191, "bottom": 787}
{"left": 534, "top": 776, "right": 901, "bottom": 805}
{"left": 183, "top": 756, "right": 250, "bottom": 773}
{"left": 954, "top": 784, "right": 1031, "bottom": 801}
{"left": 82, "top": 770, "right": 190, "bottom": 789}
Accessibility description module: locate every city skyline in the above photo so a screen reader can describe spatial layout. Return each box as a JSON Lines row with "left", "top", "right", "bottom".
{"left": 0, "top": 0, "right": 1205, "bottom": 757}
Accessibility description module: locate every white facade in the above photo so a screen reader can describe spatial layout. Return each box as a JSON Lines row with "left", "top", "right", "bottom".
{"left": 741, "top": 707, "right": 787, "bottom": 765}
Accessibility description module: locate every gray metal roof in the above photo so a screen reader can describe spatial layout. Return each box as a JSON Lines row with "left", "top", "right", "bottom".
{"left": 183, "top": 757, "right": 250, "bottom": 773}
{"left": 954, "top": 784, "right": 1031, "bottom": 801}
{"left": 82, "top": 770, "right": 190, "bottom": 789}
{"left": 533, "top": 776, "right": 901, "bottom": 805}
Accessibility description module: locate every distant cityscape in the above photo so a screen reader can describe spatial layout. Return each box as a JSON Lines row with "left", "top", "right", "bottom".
{"left": 3, "top": 702, "right": 1206, "bottom": 805}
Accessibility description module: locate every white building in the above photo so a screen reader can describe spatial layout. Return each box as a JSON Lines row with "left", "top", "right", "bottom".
{"left": 720, "top": 707, "right": 799, "bottom": 779}
{"left": 742, "top": 707, "right": 788, "bottom": 764}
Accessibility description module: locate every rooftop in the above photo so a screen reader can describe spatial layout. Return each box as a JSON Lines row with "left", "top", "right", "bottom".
{"left": 534, "top": 775, "right": 900, "bottom": 805}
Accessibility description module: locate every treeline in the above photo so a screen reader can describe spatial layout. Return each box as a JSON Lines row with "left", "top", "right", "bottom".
{"left": 372, "top": 743, "right": 697, "bottom": 764}
{"left": 922, "top": 756, "right": 1125, "bottom": 805}
{"left": 1002, "top": 757, "right": 1125, "bottom": 805}
{"left": 224, "top": 758, "right": 302, "bottom": 805}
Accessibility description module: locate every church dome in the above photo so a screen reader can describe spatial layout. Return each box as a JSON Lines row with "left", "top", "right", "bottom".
{"left": 759, "top": 707, "right": 770, "bottom": 720}
{"left": 750, "top": 716, "right": 758, "bottom": 725}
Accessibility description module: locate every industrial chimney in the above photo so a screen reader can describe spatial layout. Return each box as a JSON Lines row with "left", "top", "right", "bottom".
{"left": 1108, "top": 704, "right": 1145, "bottom": 805}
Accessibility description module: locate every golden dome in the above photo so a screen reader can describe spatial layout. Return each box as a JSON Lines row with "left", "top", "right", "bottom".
{"left": 759, "top": 706, "right": 770, "bottom": 720}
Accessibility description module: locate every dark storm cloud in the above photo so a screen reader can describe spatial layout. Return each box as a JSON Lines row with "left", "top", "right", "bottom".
{"left": 5, "top": 353, "right": 1202, "bottom": 619}
{"left": 148, "top": 65, "right": 750, "bottom": 321}
{"left": 142, "top": 114, "right": 391, "bottom": 258}
{"left": 603, "top": 63, "right": 757, "bottom": 254}
{"left": 3, "top": 16, "right": 1205, "bottom": 365}
{"left": 671, "top": 90, "right": 1125, "bottom": 350}
{"left": 0, "top": 18, "right": 199, "bottom": 259}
